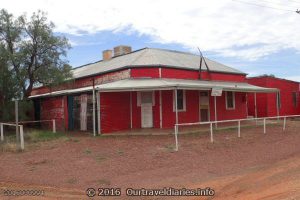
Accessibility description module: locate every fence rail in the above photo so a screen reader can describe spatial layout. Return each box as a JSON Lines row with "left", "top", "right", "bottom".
{"left": 0, "top": 119, "right": 56, "bottom": 150}
{"left": 0, "top": 123, "right": 24, "bottom": 150}
{"left": 17, "top": 120, "right": 56, "bottom": 133}
{"left": 174, "top": 115, "right": 300, "bottom": 151}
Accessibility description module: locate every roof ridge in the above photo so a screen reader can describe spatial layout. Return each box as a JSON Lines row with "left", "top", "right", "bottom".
{"left": 72, "top": 47, "right": 149, "bottom": 70}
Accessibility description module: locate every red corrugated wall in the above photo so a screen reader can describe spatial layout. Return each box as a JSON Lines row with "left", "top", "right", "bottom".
{"left": 131, "top": 68, "right": 160, "bottom": 78}
{"left": 160, "top": 90, "right": 200, "bottom": 128}
{"left": 247, "top": 77, "right": 300, "bottom": 117}
{"left": 209, "top": 92, "right": 247, "bottom": 121}
{"left": 247, "top": 78, "right": 268, "bottom": 117}
{"left": 160, "top": 68, "right": 246, "bottom": 82}
{"left": 100, "top": 92, "right": 131, "bottom": 133}
{"left": 266, "top": 78, "right": 299, "bottom": 116}
{"left": 40, "top": 96, "right": 65, "bottom": 131}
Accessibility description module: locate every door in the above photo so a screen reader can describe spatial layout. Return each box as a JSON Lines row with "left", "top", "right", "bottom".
{"left": 200, "top": 91, "right": 210, "bottom": 122}
{"left": 141, "top": 92, "right": 153, "bottom": 128}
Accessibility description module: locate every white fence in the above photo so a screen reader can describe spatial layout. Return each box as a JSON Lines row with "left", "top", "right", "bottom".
{"left": 0, "top": 123, "right": 24, "bottom": 150}
{"left": 18, "top": 120, "right": 56, "bottom": 133}
{"left": 0, "top": 119, "right": 56, "bottom": 150}
{"left": 174, "top": 115, "right": 300, "bottom": 151}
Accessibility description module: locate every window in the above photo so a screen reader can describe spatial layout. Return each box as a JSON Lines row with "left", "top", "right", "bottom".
{"left": 277, "top": 92, "right": 281, "bottom": 108}
{"left": 173, "top": 90, "right": 186, "bottom": 111}
{"left": 226, "top": 91, "right": 235, "bottom": 110}
{"left": 292, "top": 92, "right": 298, "bottom": 107}
{"left": 137, "top": 92, "right": 155, "bottom": 106}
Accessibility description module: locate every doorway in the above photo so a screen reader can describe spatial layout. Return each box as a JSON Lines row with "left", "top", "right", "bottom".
{"left": 141, "top": 92, "right": 153, "bottom": 128}
{"left": 200, "top": 91, "right": 210, "bottom": 122}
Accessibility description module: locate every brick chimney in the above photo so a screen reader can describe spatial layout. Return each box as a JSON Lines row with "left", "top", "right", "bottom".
{"left": 102, "top": 50, "right": 113, "bottom": 61}
{"left": 113, "top": 45, "right": 132, "bottom": 57}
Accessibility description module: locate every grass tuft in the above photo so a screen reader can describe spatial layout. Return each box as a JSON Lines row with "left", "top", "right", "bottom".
{"left": 84, "top": 148, "right": 92, "bottom": 154}
{"left": 95, "top": 154, "right": 106, "bottom": 163}
{"left": 66, "top": 178, "right": 77, "bottom": 184}
{"left": 97, "top": 179, "right": 111, "bottom": 186}
{"left": 28, "top": 130, "right": 66, "bottom": 142}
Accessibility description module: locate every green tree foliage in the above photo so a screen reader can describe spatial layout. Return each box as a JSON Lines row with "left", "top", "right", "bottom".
{"left": 0, "top": 9, "right": 72, "bottom": 99}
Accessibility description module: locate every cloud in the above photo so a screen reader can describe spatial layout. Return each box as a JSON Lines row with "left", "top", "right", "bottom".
{"left": 2, "top": 0, "right": 300, "bottom": 60}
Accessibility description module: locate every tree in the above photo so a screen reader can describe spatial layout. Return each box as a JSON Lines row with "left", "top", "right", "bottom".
{"left": 0, "top": 9, "right": 72, "bottom": 98}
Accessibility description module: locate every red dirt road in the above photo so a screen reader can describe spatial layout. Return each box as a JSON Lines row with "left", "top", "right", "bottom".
{"left": 0, "top": 122, "right": 300, "bottom": 199}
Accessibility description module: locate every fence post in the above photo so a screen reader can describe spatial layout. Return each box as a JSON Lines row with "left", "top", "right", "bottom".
{"left": 20, "top": 125, "right": 24, "bottom": 150}
{"left": 263, "top": 118, "right": 266, "bottom": 134}
{"left": 53, "top": 119, "right": 56, "bottom": 133}
{"left": 174, "top": 125, "right": 178, "bottom": 151}
{"left": 283, "top": 117, "right": 286, "bottom": 131}
{"left": 238, "top": 120, "right": 241, "bottom": 138}
{"left": 0, "top": 123, "right": 3, "bottom": 141}
{"left": 210, "top": 123, "right": 214, "bottom": 143}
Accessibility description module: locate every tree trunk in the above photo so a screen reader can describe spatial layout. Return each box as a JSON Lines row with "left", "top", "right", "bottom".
{"left": 24, "top": 82, "right": 33, "bottom": 99}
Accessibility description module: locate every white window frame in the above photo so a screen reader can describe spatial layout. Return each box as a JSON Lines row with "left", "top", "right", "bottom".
{"left": 173, "top": 90, "right": 186, "bottom": 112}
{"left": 137, "top": 91, "right": 155, "bottom": 106}
{"left": 225, "top": 91, "right": 235, "bottom": 110}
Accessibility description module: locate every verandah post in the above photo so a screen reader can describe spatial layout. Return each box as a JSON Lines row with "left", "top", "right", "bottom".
{"left": 20, "top": 125, "right": 24, "bottom": 150}
{"left": 97, "top": 91, "right": 101, "bottom": 135}
{"left": 174, "top": 88, "right": 179, "bottom": 151}
{"left": 0, "top": 123, "right": 3, "bottom": 141}
{"left": 174, "top": 125, "right": 178, "bottom": 151}
{"left": 263, "top": 118, "right": 266, "bottom": 134}
{"left": 52, "top": 119, "right": 56, "bottom": 133}
{"left": 214, "top": 96, "right": 217, "bottom": 128}
{"left": 238, "top": 120, "right": 241, "bottom": 138}
{"left": 210, "top": 123, "right": 214, "bottom": 143}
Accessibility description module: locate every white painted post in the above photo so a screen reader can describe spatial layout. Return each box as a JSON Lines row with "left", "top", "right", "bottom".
{"left": 0, "top": 123, "right": 3, "bottom": 141}
{"left": 238, "top": 120, "right": 241, "bottom": 138}
{"left": 283, "top": 117, "right": 286, "bottom": 131}
{"left": 175, "top": 89, "right": 178, "bottom": 125}
{"left": 263, "top": 118, "right": 266, "bottom": 134}
{"left": 20, "top": 125, "right": 24, "bottom": 150}
{"left": 97, "top": 92, "right": 101, "bottom": 135}
{"left": 214, "top": 96, "right": 218, "bottom": 129}
{"left": 210, "top": 123, "right": 214, "bottom": 143}
{"left": 52, "top": 119, "right": 56, "bottom": 133}
{"left": 174, "top": 125, "right": 178, "bottom": 151}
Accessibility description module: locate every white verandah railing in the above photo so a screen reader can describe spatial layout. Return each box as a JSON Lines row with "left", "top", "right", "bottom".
{"left": 174, "top": 115, "right": 300, "bottom": 151}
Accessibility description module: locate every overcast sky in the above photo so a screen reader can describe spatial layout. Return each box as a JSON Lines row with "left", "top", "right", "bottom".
{"left": 2, "top": 0, "right": 300, "bottom": 81}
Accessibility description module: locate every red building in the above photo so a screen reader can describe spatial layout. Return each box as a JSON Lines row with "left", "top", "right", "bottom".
{"left": 30, "top": 46, "right": 277, "bottom": 134}
{"left": 247, "top": 76, "right": 300, "bottom": 117}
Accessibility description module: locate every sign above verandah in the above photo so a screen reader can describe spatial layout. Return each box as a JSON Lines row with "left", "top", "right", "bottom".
{"left": 211, "top": 87, "right": 223, "bottom": 96}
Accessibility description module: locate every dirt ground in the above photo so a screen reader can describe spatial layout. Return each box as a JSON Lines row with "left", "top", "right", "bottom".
{"left": 0, "top": 121, "right": 299, "bottom": 200}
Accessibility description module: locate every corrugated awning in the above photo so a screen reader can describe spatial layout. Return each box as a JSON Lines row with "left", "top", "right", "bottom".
{"left": 29, "top": 78, "right": 278, "bottom": 98}
{"left": 29, "top": 86, "right": 94, "bottom": 99}
{"left": 96, "top": 78, "right": 278, "bottom": 93}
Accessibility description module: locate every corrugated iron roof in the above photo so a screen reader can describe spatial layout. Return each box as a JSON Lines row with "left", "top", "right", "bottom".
{"left": 72, "top": 48, "right": 246, "bottom": 79}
